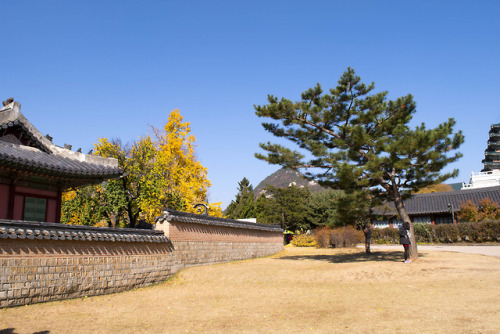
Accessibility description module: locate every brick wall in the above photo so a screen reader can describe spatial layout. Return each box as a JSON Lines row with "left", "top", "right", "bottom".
{"left": 0, "top": 212, "right": 283, "bottom": 308}
{"left": 0, "top": 244, "right": 173, "bottom": 308}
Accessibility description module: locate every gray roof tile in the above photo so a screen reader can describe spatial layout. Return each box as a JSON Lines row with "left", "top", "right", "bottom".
{"left": 0, "top": 101, "right": 122, "bottom": 181}
{"left": 0, "top": 140, "right": 122, "bottom": 178}
{"left": 377, "top": 186, "right": 500, "bottom": 216}
{"left": 0, "top": 219, "right": 169, "bottom": 243}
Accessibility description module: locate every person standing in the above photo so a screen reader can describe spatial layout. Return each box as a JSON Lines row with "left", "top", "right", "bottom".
{"left": 398, "top": 222, "right": 411, "bottom": 263}
{"left": 363, "top": 225, "right": 372, "bottom": 254}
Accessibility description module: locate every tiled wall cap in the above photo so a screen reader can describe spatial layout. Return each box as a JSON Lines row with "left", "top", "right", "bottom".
{"left": 0, "top": 219, "right": 168, "bottom": 243}
{"left": 160, "top": 209, "right": 283, "bottom": 232}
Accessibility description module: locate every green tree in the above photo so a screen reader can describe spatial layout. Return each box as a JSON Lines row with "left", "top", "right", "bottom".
{"left": 225, "top": 177, "right": 257, "bottom": 219}
{"left": 61, "top": 186, "right": 105, "bottom": 226}
{"left": 255, "top": 68, "right": 463, "bottom": 260}
{"left": 92, "top": 137, "right": 152, "bottom": 227}
{"left": 62, "top": 109, "right": 223, "bottom": 227}
{"left": 99, "top": 179, "right": 128, "bottom": 227}
{"left": 306, "top": 189, "right": 343, "bottom": 227}
{"left": 256, "top": 185, "right": 310, "bottom": 231}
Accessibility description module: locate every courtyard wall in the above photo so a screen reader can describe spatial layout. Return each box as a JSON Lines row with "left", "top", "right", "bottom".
{"left": 0, "top": 209, "right": 283, "bottom": 308}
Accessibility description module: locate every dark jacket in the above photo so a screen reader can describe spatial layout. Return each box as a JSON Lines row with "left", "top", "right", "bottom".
{"left": 398, "top": 226, "right": 411, "bottom": 245}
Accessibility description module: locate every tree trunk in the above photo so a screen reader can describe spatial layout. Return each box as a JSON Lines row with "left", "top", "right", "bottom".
{"left": 108, "top": 213, "right": 117, "bottom": 228}
{"left": 392, "top": 189, "right": 418, "bottom": 260}
{"left": 362, "top": 225, "right": 372, "bottom": 254}
{"left": 364, "top": 233, "right": 371, "bottom": 254}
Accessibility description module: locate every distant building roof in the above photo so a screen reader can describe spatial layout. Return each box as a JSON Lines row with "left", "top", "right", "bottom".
{"left": 448, "top": 182, "right": 463, "bottom": 191}
{"left": 376, "top": 186, "right": 500, "bottom": 216}
{"left": 0, "top": 100, "right": 122, "bottom": 188}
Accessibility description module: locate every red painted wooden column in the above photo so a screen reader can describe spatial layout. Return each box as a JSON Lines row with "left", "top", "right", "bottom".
{"left": 55, "top": 190, "right": 62, "bottom": 223}
{"left": 7, "top": 183, "right": 15, "bottom": 220}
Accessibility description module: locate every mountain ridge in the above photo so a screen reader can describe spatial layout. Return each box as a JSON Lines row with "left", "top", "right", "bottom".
{"left": 253, "top": 167, "right": 326, "bottom": 198}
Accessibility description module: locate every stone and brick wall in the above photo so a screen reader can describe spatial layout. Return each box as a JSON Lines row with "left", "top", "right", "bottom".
{"left": 156, "top": 209, "right": 283, "bottom": 272}
{"left": 0, "top": 211, "right": 283, "bottom": 308}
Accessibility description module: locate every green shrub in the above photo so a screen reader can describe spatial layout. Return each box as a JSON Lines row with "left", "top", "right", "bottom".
{"left": 413, "top": 223, "right": 434, "bottom": 243}
{"left": 371, "top": 227, "right": 399, "bottom": 244}
{"left": 369, "top": 220, "right": 500, "bottom": 244}
{"left": 291, "top": 234, "right": 319, "bottom": 247}
{"left": 457, "top": 220, "right": 500, "bottom": 242}
{"left": 434, "top": 224, "right": 459, "bottom": 243}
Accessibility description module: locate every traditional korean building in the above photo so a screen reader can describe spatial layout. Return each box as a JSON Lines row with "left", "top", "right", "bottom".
{"left": 0, "top": 99, "right": 122, "bottom": 223}
{"left": 371, "top": 185, "right": 500, "bottom": 228}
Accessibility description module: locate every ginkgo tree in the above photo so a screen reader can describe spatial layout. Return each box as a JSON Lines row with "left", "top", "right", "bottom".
{"left": 61, "top": 109, "right": 222, "bottom": 227}
{"left": 139, "top": 109, "right": 221, "bottom": 222}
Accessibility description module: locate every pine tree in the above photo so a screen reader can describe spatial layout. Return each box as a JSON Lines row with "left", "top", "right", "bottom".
{"left": 255, "top": 68, "right": 464, "bottom": 260}
{"left": 306, "top": 189, "right": 343, "bottom": 227}
{"left": 225, "top": 177, "right": 256, "bottom": 219}
{"left": 256, "top": 185, "right": 311, "bottom": 231}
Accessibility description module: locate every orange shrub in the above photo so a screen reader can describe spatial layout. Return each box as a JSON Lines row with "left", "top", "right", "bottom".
{"left": 313, "top": 226, "right": 363, "bottom": 248}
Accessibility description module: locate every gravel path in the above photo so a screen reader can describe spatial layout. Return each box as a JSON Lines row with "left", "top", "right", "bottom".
{"left": 368, "top": 244, "right": 500, "bottom": 258}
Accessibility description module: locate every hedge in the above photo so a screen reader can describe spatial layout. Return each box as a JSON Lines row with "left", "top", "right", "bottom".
{"left": 371, "top": 220, "right": 500, "bottom": 244}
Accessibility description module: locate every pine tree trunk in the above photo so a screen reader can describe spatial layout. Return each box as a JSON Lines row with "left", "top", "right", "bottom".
{"left": 392, "top": 190, "right": 419, "bottom": 260}
{"left": 364, "top": 233, "right": 371, "bottom": 254}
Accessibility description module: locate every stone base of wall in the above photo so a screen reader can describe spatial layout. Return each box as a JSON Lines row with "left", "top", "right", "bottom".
{"left": 0, "top": 251, "right": 173, "bottom": 308}
{"left": 169, "top": 241, "right": 284, "bottom": 273}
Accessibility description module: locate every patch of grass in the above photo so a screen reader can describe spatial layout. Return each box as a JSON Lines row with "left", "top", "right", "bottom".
{"left": 1, "top": 247, "right": 499, "bottom": 333}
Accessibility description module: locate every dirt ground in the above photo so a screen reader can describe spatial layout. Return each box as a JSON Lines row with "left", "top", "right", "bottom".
{"left": 1, "top": 247, "right": 499, "bottom": 334}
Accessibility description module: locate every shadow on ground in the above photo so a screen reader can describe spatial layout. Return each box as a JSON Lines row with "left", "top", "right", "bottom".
{"left": 0, "top": 329, "right": 49, "bottom": 334}
{"left": 276, "top": 250, "right": 423, "bottom": 263}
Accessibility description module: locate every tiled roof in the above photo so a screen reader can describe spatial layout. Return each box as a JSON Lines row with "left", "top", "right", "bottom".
{"left": 0, "top": 140, "right": 122, "bottom": 178}
{"left": 1, "top": 102, "right": 57, "bottom": 153}
{"left": 0, "top": 219, "right": 169, "bottom": 243}
{"left": 377, "top": 186, "right": 500, "bottom": 216}
{"left": 158, "top": 208, "right": 283, "bottom": 232}
{"left": 0, "top": 118, "right": 51, "bottom": 153}
{"left": 0, "top": 101, "right": 122, "bottom": 182}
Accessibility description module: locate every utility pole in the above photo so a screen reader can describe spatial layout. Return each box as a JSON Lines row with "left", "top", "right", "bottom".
{"left": 447, "top": 203, "right": 455, "bottom": 224}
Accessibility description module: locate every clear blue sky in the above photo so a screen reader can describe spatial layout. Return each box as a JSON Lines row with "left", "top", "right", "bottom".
{"left": 2, "top": 1, "right": 499, "bottom": 208}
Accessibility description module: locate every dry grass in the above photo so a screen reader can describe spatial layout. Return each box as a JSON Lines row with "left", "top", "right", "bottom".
{"left": 1, "top": 247, "right": 500, "bottom": 334}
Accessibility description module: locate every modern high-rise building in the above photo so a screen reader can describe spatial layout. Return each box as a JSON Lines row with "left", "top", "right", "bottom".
{"left": 482, "top": 123, "right": 500, "bottom": 171}
{"left": 461, "top": 123, "right": 500, "bottom": 190}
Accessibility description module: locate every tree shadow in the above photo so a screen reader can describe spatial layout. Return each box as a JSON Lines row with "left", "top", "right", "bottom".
{"left": 0, "top": 329, "right": 49, "bottom": 334}
{"left": 276, "top": 250, "right": 424, "bottom": 263}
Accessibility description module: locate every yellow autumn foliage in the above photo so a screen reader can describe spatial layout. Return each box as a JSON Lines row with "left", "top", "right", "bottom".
{"left": 415, "top": 183, "right": 453, "bottom": 194}
{"left": 95, "top": 109, "right": 222, "bottom": 224}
